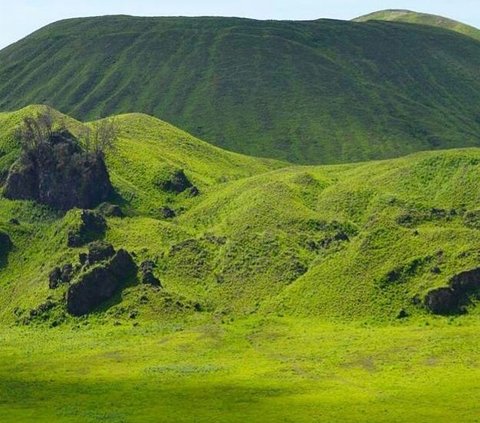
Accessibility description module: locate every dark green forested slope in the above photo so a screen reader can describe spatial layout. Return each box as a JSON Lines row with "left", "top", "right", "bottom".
{"left": 1, "top": 15, "right": 480, "bottom": 163}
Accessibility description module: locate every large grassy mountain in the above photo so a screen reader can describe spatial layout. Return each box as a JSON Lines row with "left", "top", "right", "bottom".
{"left": 1, "top": 15, "right": 480, "bottom": 163}
{"left": 2, "top": 106, "right": 480, "bottom": 325}
{"left": 354, "top": 9, "right": 480, "bottom": 41}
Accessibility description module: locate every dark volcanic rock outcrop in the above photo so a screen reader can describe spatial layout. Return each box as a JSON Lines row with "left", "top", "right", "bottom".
{"left": 66, "top": 248, "right": 137, "bottom": 316}
{"left": 140, "top": 260, "right": 162, "bottom": 287}
{"left": 425, "top": 267, "right": 480, "bottom": 315}
{"left": 49, "top": 264, "right": 74, "bottom": 289}
{"left": 4, "top": 131, "right": 113, "bottom": 211}
{"left": 0, "top": 231, "right": 12, "bottom": 256}
{"left": 67, "top": 210, "right": 107, "bottom": 247}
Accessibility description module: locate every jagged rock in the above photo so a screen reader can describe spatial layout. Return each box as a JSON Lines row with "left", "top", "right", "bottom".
{"left": 66, "top": 266, "right": 118, "bottom": 316}
{"left": 85, "top": 241, "right": 115, "bottom": 265}
{"left": 4, "top": 130, "right": 113, "bottom": 211}
{"left": 140, "top": 260, "right": 162, "bottom": 287}
{"left": 98, "top": 202, "right": 124, "bottom": 218}
{"left": 425, "top": 267, "right": 480, "bottom": 315}
{"left": 66, "top": 249, "right": 137, "bottom": 316}
{"left": 67, "top": 210, "right": 107, "bottom": 247}
{"left": 109, "top": 249, "right": 137, "bottom": 279}
{"left": 425, "top": 287, "right": 459, "bottom": 315}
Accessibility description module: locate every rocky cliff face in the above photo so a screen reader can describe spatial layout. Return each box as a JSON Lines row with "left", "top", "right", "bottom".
{"left": 4, "top": 131, "right": 113, "bottom": 211}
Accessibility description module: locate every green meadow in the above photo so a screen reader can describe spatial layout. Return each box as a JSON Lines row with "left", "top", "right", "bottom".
{"left": 1, "top": 317, "right": 480, "bottom": 422}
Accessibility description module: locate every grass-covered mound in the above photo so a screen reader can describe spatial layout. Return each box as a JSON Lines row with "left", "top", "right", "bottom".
{"left": 0, "top": 107, "right": 480, "bottom": 421}
{"left": 1, "top": 14, "right": 480, "bottom": 163}
{"left": 0, "top": 106, "right": 480, "bottom": 324}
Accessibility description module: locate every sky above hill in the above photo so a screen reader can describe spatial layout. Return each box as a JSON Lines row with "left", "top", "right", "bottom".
{"left": 0, "top": 0, "right": 479, "bottom": 49}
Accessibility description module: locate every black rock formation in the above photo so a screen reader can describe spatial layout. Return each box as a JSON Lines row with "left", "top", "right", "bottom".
{"left": 66, "top": 249, "right": 137, "bottom": 316}
{"left": 0, "top": 231, "right": 12, "bottom": 256}
{"left": 425, "top": 267, "right": 480, "bottom": 315}
{"left": 4, "top": 130, "right": 113, "bottom": 211}
{"left": 140, "top": 260, "right": 162, "bottom": 287}
{"left": 67, "top": 210, "right": 107, "bottom": 247}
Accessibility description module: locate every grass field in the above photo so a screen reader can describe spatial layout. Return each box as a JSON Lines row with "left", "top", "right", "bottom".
{"left": 1, "top": 316, "right": 480, "bottom": 422}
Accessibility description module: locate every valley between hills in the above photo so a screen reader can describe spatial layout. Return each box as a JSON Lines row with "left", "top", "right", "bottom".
{"left": 0, "top": 8, "right": 480, "bottom": 423}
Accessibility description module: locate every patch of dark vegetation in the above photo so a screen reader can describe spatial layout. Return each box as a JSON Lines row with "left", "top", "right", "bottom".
{"left": 67, "top": 248, "right": 137, "bottom": 316}
{"left": 98, "top": 202, "right": 124, "bottom": 218}
{"left": 306, "top": 231, "right": 350, "bottom": 251}
{"left": 396, "top": 207, "right": 457, "bottom": 228}
{"left": 154, "top": 168, "right": 197, "bottom": 194}
{"left": 463, "top": 209, "right": 480, "bottom": 229}
{"left": 140, "top": 260, "right": 162, "bottom": 288}
{"left": 67, "top": 210, "right": 107, "bottom": 247}
{"left": 425, "top": 267, "right": 480, "bottom": 315}
{"left": 378, "top": 256, "right": 432, "bottom": 288}
{"left": 159, "top": 206, "right": 176, "bottom": 219}
{"left": 303, "top": 219, "right": 358, "bottom": 236}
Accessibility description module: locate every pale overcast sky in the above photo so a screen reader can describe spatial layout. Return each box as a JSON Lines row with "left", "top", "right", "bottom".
{"left": 0, "top": 0, "right": 479, "bottom": 49}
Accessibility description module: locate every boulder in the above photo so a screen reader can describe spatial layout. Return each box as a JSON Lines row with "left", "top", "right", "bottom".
{"left": 66, "top": 266, "right": 119, "bottom": 316}
{"left": 425, "top": 287, "right": 459, "bottom": 315}
{"left": 66, "top": 249, "right": 137, "bottom": 316}
{"left": 0, "top": 231, "right": 12, "bottom": 256}
{"left": 425, "top": 267, "right": 480, "bottom": 315}
{"left": 109, "top": 249, "right": 137, "bottom": 279}
{"left": 155, "top": 169, "right": 193, "bottom": 193}
{"left": 4, "top": 130, "right": 113, "bottom": 211}
{"left": 85, "top": 241, "right": 115, "bottom": 265}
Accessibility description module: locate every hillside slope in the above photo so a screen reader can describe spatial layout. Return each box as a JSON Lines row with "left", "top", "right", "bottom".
{"left": 354, "top": 9, "right": 480, "bottom": 41}
{"left": 2, "top": 107, "right": 480, "bottom": 325}
{"left": 1, "top": 15, "right": 480, "bottom": 163}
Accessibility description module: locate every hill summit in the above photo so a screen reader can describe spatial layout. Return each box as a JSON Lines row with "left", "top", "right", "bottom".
{"left": 354, "top": 9, "right": 480, "bottom": 41}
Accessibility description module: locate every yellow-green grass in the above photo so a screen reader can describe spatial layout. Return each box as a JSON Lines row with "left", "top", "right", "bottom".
{"left": 0, "top": 316, "right": 479, "bottom": 422}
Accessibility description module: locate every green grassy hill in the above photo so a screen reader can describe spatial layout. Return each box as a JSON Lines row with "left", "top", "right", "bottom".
{"left": 1, "top": 107, "right": 480, "bottom": 421}
{"left": 354, "top": 9, "right": 480, "bottom": 41}
{"left": 1, "top": 15, "right": 480, "bottom": 163}
{"left": 1, "top": 106, "right": 480, "bottom": 324}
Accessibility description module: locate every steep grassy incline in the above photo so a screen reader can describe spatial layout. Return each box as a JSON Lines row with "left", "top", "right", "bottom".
{"left": 354, "top": 9, "right": 480, "bottom": 41}
{"left": 1, "top": 107, "right": 480, "bottom": 325}
{"left": 1, "top": 15, "right": 480, "bottom": 163}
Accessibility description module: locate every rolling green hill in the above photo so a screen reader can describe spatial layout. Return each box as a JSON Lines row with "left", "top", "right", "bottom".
{"left": 1, "top": 106, "right": 480, "bottom": 324}
{"left": 354, "top": 9, "right": 480, "bottom": 41}
{"left": 1, "top": 107, "right": 480, "bottom": 421}
{"left": 1, "top": 15, "right": 480, "bottom": 163}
